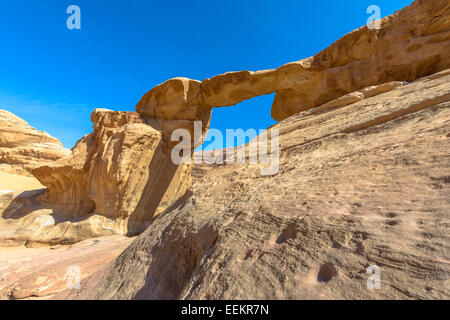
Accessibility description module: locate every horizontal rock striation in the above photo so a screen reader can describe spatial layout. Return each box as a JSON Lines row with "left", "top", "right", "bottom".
{"left": 31, "top": 109, "right": 195, "bottom": 237}
{"left": 0, "top": 110, "right": 70, "bottom": 176}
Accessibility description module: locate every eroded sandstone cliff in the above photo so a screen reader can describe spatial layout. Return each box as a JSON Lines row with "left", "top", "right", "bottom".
{"left": 0, "top": 235, "right": 134, "bottom": 300}
{"left": 0, "top": 1, "right": 448, "bottom": 298}
{"left": 32, "top": 109, "right": 193, "bottom": 231}
{"left": 0, "top": 110, "right": 70, "bottom": 176}
{"left": 2, "top": 109, "right": 195, "bottom": 244}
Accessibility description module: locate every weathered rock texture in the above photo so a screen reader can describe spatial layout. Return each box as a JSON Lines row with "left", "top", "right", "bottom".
{"left": 1, "top": 102, "right": 210, "bottom": 245}
{"left": 0, "top": 171, "right": 44, "bottom": 192}
{"left": 269, "top": 0, "right": 450, "bottom": 120}
{"left": 61, "top": 69, "right": 450, "bottom": 300}
{"left": 28, "top": 109, "right": 193, "bottom": 239}
{"left": 0, "top": 110, "right": 70, "bottom": 176}
{"left": 0, "top": 235, "right": 134, "bottom": 300}
{"left": 136, "top": 77, "right": 212, "bottom": 151}
{"left": 4, "top": 0, "right": 447, "bottom": 246}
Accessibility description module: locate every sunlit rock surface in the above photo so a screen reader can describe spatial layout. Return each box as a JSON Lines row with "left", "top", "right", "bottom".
{"left": 60, "top": 70, "right": 449, "bottom": 300}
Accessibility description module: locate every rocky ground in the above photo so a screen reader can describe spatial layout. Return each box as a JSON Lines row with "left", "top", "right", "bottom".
{"left": 0, "top": 235, "right": 133, "bottom": 300}
{"left": 0, "top": 110, "right": 70, "bottom": 176}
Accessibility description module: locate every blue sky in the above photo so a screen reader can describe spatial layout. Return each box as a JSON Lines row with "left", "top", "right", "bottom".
{"left": 0, "top": 0, "right": 413, "bottom": 149}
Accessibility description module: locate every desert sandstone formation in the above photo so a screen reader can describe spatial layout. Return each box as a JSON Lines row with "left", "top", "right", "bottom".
{"left": 136, "top": 77, "right": 212, "bottom": 152}
{"left": 0, "top": 109, "right": 195, "bottom": 246}
{"left": 1, "top": 0, "right": 449, "bottom": 300}
{"left": 139, "top": 0, "right": 450, "bottom": 121}
{"left": 5, "top": 0, "right": 446, "bottom": 245}
{"left": 0, "top": 110, "right": 70, "bottom": 176}
{"left": 0, "top": 107, "right": 208, "bottom": 245}
{"left": 0, "top": 171, "right": 44, "bottom": 192}
{"left": 61, "top": 69, "right": 450, "bottom": 300}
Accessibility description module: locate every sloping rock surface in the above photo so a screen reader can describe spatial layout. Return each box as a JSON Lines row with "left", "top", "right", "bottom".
{"left": 61, "top": 69, "right": 450, "bottom": 300}
{"left": 0, "top": 235, "right": 133, "bottom": 300}
{"left": 1, "top": 109, "right": 193, "bottom": 244}
{"left": 136, "top": 0, "right": 450, "bottom": 121}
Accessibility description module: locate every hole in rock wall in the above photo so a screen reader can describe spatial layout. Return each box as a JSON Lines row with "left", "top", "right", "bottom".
{"left": 317, "top": 263, "right": 337, "bottom": 283}
{"left": 197, "top": 93, "right": 276, "bottom": 152}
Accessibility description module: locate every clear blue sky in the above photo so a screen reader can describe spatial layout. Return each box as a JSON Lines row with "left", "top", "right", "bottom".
{"left": 0, "top": 0, "right": 413, "bottom": 149}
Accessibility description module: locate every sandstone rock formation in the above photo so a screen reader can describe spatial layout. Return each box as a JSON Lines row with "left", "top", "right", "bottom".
{"left": 134, "top": 0, "right": 450, "bottom": 122}
{"left": 27, "top": 109, "right": 193, "bottom": 239}
{"left": 1, "top": 104, "right": 210, "bottom": 245}
{"left": 0, "top": 171, "right": 44, "bottom": 192}
{"left": 0, "top": 110, "right": 70, "bottom": 176}
{"left": 4, "top": 0, "right": 446, "bottom": 246}
{"left": 61, "top": 69, "right": 450, "bottom": 300}
{"left": 136, "top": 77, "right": 212, "bottom": 151}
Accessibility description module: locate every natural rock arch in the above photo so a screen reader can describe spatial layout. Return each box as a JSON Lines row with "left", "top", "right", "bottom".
{"left": 27, "top": 0, "right": 450, "bottom": 241}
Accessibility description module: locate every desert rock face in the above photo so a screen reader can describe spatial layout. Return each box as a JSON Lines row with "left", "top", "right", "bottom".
{"left": 0, "top": 110, "right": 70, "bottom": 176}
{"left": 62, "top": 69, "right": 450, "bottom": 300}
{"left": 136, "top": 77, "right": 210, "bottom": 122}
{"left": 18, "top": 76, "right": 216, "bottom": 243}
{"left": 10, "top": 0, "right": 447, "bottom": 245}
{"left": 29, "top": 109, "right": 193, "bottom": 239}
{"left": 1, "top": 102, "right": 206, "bottom": 246}
{"left": 270, "top": 0, "right": 450, "bottom": 120}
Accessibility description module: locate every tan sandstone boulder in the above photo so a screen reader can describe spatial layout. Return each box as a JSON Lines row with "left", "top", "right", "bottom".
{"left": 136, "top": 77, "right": 212, "bottom": 151}
{"left": 27, "top": 109, "right": 192, "bottom": 241}
{"left": 2, "top": 0, "right": 449, "bottom": 257}
{"left": 271, "top": 0, "right": 450, "bottom": 120}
